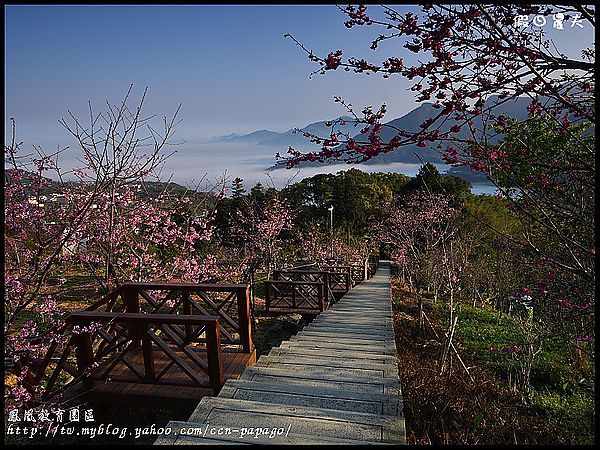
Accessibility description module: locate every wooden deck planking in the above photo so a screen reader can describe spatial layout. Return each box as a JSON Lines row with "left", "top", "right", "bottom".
{"left": 58, "top": 347, "right": 255, "bottom": 410}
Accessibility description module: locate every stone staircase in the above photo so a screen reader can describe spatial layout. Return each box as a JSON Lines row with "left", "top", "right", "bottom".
{"left": 155, "top": 261, "right": 405, "bottom": 445}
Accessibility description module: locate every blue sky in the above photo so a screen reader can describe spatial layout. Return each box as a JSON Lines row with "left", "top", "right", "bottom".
{"left": 5, "top": 5, "right": 418, "bottom": 138}
{"left": 4, "top": 5, "right": 594, "bottom": 188}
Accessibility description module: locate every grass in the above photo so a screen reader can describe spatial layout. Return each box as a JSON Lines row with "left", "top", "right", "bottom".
{"left": 391, "top": 280, "right": 595, "bottom": 444}
{"left": 427, "top": 299, "right": 592, "bottom": 393}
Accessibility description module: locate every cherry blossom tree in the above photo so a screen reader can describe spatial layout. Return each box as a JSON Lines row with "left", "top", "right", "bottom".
{"left": 282, "top": 5, "right": 595, "bottom": 384}
{"left": 282, "top": 4, "right": 593, "bottom": 166}
{"left": 295, "top": 219, "right": 331, "bottom": 262}
{"left": 4, "top": 87, "right": 230, "bottom": 408}
{"left": 374, "top": 193, "right": 458, "bottom": 294}
{"left": 231, "top": 192, "right": 297, "bottom": 279}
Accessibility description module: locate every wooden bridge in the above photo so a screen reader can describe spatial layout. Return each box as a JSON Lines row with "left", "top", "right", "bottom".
{"left": 155, "top": 260, "right": 405, "bottom": 445}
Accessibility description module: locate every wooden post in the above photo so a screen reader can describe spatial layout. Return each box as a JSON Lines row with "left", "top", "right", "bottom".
{"left": 74, "top": 332, "right": 95, "bottom": 390}
{"left": 123, "top": 286, "right": 141, "bottom": 348}
{"left": 206, "top": 321, "right": 224, "bottom": 394}
{"left": 237, "top": 287, "right": 253, "bottom": 353}
{"left": 265, "top": 282, "right": 271, "bottom": 312}
{"left": 141, "top": 324, "right": 156, "bottom": 382}
{"left": 182, "top": 290, "right": 192, "bottom": 343}
{"left": 318, "top": 284, "right": 324, "bottom": 312}
{"left": 292, "top": 283, "right": 296, "bottom": 308}
{"left": 324, "top": 272, "right": 330, "bottom": 309}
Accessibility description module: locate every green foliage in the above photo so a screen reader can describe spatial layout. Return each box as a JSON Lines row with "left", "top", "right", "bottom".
{"left": 401, "top": 163, "right": 471, "bottom": 204}
{"left": 231, "top": 177, "right": 246, "bottom": 198}
{"left": 489, "top": 113, "right": 595, "bottom": 309}
{"left": 529, "top": 389, "right": 595, "bottom": 445}
{"left": 253, "top": 271, "right": 267, "bottom": 298}
{"left": 430, "top": 300, "right": 593, "bottom": 399}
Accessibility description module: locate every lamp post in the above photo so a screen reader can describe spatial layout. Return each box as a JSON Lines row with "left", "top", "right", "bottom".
{"left": 328, "top": 206, "right": 334, "bottom": 258}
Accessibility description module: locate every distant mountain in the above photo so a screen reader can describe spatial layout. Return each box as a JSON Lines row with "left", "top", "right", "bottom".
{"left": 209, "top": 116, "right": 359, "bottom": 148}
{"left": 211, "top": 95, "right": 537, "bottom": 180}
{"left": 210, "top": 129, "right": 281, "bottom": 144}
{"left": 443, "top": 165, "right": 491, "bottom": 184}
{"left": 359, "top": 96, "right": 531, "bottom": 166}
{"left": 4, "top": 169, "right": 210, "bottom": 203}
{"left": 255, "top": 116, "right": 360, "bottom": 148}
{"left": 267, "top": 96, "right": 534, "bottom": 169}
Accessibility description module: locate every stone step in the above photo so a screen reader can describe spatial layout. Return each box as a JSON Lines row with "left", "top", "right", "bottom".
{"left": 238, "top": 366, "right": 401, "bottom": 395}
{"left": 285, "top": 341, "right": 391, "bottom": 357}
{"left": 298, "top": 331, "right": 394, "bottom": 342}
{"left": 218, "top": 379, "right": 403, "bottom": 416}
{"left": 269, "top": 347, "right": 397, "bottom": 365}
{"left": 185, "top": 397, "right": 405, "bottom": 444}
{"left": 278, "top": 339, "right": 393, "bottom": 355}
{"left": 291, "top": 331, "right": 390, "bottom": 344}
{"left": 253, "top": 358, "right": 391, "bottom": 379}
{"left": 318, "top": 309, "right": 391, "bottom": 317}
{"left": 325, "top": 304, "right": 391, "bottom": 310}
{"left": 313, "top": 314, "right": 393, "bottom": 323}
{"left": 276, "top": 340, "right": 395, "bottom": 355}
{"left": 308, "top": 319, "right": 392, "bottom": 328}
{"left": 311, "top": 320, "right": 393, "bottom": 329}
{"left": 282, "top": 338, "right": 397, "bottom": 355}
{"left": 305, "top": 324, "right": 394, "bottom": 337}
{"left": 157, "top": 421, "right": 385, "bottom": 445}
{"left": 256, "top": 355, "right": 398, "bottom": 378}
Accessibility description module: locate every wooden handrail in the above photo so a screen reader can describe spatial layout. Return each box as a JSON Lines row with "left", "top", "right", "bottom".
{"left": 30, "top": 281, "right": 253, "bottom": 402}
{"left": 67, "top": 311, "right": 224, "bottom": 393}
{"left": 272, "top": 270, "right": 333, "bottom": 306}
{"left": 283, "top": 262, "right": 318, "bottom": 271}
{"left": 273, "top": 270, "right": 331, "bottom": 276}
{"left": 321, "top": 265, "right": 352, "bottom": 271}
{"left": 264, "top": 280, "right": 325, "bottom": 286}
{"left": 121, "top": 281, "right": 248, "bottom": 292}
{"left": 123, "top": 282, "right": 252, "bottom": 352}
{"left": 67, "top": 311, "right": 221, "bottom": 325}
{"left": 264, "top": 280, "right": 327, "bottom": 312}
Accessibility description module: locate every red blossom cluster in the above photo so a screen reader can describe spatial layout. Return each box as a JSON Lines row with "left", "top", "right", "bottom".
{"left": 283, "top": 4, "right": 594, "bottom": 172}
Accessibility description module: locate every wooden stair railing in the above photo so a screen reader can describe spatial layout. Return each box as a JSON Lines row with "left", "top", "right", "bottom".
{"left": 22, "top": 282, "right": 253, "bottom": 405}
{"left": 350, "top": 264, "right": 367, "bottom": 285}
{"left": 264, "top": 281, "right": 326, "bottom": 313}
{"left": 320, "top": 265, "right": 353, "bottom": 293}
{"left": 119, "top": 282, "right": 252, "bottom": 354}
{"left": 272, "top": 270, "right": 333, "bottom": 306}
{"left": 66, "top": 312, "right": 224, "bottom": 394}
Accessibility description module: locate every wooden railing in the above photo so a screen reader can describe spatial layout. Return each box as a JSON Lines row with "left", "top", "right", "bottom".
{"left": 116, "top": 282, "right": 252, "bottom": 353}
{"left": 264, "top": 281, "right": 326, "bottom": 313}
{"left": 67, "top": 312, "right": 224, "bottom": 393}
{"left": 282, "top": 261, "right": 318, "bottom": 271}
{"left": 350, "top": 264, "right": 366, "bottom": 285}
{"left": 273, "top": 270, "right": 333, "bottom": 307}
{"left": 320, "top": 265, "right": 353, "bottom": 293}
{"left": 22, "top": 282, "right": 253, "bottom": 403}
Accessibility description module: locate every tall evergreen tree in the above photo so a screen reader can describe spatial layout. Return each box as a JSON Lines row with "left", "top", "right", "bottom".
{"left": 232, "top": 177, "right": 246, "bottom": 198}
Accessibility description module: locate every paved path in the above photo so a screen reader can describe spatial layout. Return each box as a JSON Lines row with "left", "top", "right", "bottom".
{"left": 155, "top": 261, "right": 405, "bottom": 445}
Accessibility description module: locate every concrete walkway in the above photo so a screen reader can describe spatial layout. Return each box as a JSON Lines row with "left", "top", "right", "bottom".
{"left": 155, "top": 261, "right": 405, "bottom": 445}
